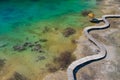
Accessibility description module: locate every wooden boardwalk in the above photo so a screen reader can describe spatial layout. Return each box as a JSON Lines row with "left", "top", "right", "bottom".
{"left": 67, "top": 15, "right": 120, "bottom": 80}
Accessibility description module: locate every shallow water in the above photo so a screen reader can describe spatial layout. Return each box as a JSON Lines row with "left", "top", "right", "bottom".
{"left": 0, "top": 0, "right": 96, "bottom": 34}
{"left": 0, "top": 0, "right": 97, "bottom": 80}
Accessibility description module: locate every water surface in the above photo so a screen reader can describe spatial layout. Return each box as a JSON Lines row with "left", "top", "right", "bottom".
{"left": 0, "top": 0, "right": 98, "bottom": 80}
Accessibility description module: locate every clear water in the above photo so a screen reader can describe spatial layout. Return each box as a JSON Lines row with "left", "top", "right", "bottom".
{"left": 0, "top": 0, "right": 96, "bottom": 34}
{"left": 0, "top": 0, "right": 98, "bottom": 79}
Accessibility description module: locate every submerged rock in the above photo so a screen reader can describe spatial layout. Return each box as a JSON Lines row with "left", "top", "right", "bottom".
{"left": 23, "top": 42, "right": 30, "bottom": 47}
{"left": 63, "top": 27, "right": 76, "bottom": 37}
{"left": 31, "top": 44, "right": 42, "bottom": 52}
{"left": 13, "top": 45, "right": 26, "bottom": 52}
{"left": 0, "top": 59, "right": 6, "bottom": 69}
{"left": 13, "top": 40, "right": 44, "bottom": 53}
{"left": 39, "top": 39, "right": 48, "bottom": 42}
{"left": 23, "top": 42, "right": 34, "bottom": 48}
{"left": 42, "top": 26, "right": 50, "bottom": 33}
{"left": 36, "top": 56, "right": 46, "bottom": 62}
{"left": 8, "top": 72, "right": 29, "bottom": 80}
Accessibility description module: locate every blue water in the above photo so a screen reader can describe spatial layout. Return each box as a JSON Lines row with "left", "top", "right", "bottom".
{"left": 0, "top": 0, "right": 96, "bottom": 34}
{"left": 0, "top": 1, "right": 98, "bottom": 78}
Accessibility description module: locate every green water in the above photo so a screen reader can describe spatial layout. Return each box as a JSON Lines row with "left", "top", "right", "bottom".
{"left": 0, "top": 0, "right": 98, "bottom": 79}
{"left": 0, "top": 0, "right": 96, "bottom": 34}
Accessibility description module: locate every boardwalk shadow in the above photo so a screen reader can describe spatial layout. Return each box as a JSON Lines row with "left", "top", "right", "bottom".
{"left": 73, "top": 51, "right": 107, "bottom": 80}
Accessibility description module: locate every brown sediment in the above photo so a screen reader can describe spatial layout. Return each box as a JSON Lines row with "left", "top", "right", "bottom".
{"left": 8, "top": 72, "right": 29, "bottom": 80}
{"left": 43, "top": 2, "right": 107, "bottom": 80}
{"left": 0, "top": 59, "right": 6, "bottom": 70}
{"left": 0, "top": 14, "right": 83, "bottom": 80}
{"left": 62, "top": 27, "right": 76, "bottom": 37}
{"left": 0, "top": 1, "right": 112, "bottom": 80}
{"left": 74, "top": 0, "right": 120, "bottom": 80}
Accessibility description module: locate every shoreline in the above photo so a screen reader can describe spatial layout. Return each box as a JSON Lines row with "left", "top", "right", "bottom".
{"left": 42, "top": 0, "right": 120, "bottom": 79}
{"left": 43, "top": 1, "right": 106, "bottom": 80}
{"left": 73, "top": 0, "right": 120, "bottom": 80}
{"left": 0, "top": 1, "right": 97, "bottom": 80}
{"left": 0, "top": 0, "right": 119, "bottom": 80}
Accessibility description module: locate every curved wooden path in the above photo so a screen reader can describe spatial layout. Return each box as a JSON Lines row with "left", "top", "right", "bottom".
{"left": 67, "top": 15, "right": 120, "bottom": 80}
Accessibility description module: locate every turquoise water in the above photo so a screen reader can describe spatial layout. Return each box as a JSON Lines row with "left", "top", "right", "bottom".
{"left": 0, "top": 0, "right": 99, "bottom": 79}
{"left": 0, "top": 0, "right": 96, "bottom": 34}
